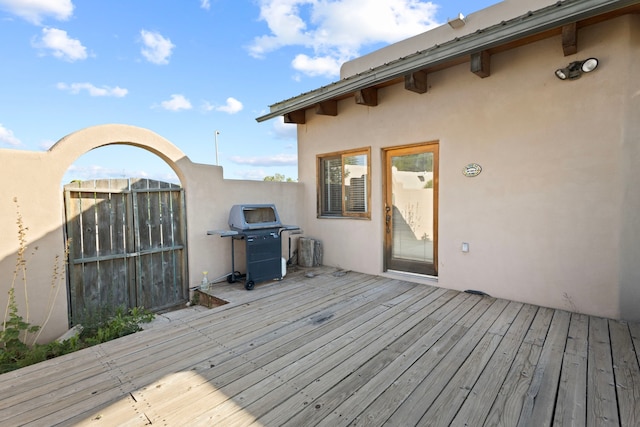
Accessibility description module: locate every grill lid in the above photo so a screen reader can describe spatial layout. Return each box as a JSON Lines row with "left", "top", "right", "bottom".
{"left": 229, "top": 204, "right": 282, "bottom": 230}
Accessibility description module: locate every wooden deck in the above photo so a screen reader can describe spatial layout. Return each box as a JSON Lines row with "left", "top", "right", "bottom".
{"left": 1, "top": 267, "right": 639, "bottom": 426}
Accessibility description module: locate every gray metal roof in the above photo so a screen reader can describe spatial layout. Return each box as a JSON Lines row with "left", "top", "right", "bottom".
{"left": 256, "top": 0, "right": 640, "bottom": 122}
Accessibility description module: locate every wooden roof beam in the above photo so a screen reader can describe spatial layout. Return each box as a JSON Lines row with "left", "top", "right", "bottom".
{"left": 355, "top": 87, "right": 378, "bottom": 106}
{"left": 562, "top": 22, "right": 578, "bottom": 56}
{"left": 404, "top": 70, "right": 428, "bottom": 94}
{"left": 471, "top": 50, "right": 491, "bottom": 78}
{"left": 315, "top": 100, "right": 338, "bottom": 116}
{"left": 284, "top": 110, "right": 306, "bottom": 124}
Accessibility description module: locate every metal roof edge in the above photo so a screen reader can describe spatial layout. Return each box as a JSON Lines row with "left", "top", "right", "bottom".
{"left": 256, "top": 0, "right": 639, "bottom": 122}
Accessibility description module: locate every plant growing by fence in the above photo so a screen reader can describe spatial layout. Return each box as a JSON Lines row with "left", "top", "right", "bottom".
{"left": 0, "top": 197, "right": 155, "bottom": 374}
{"left": 2, "top": 198, "right": 40, "bottom": 346}
{"left": 0, "top": 303, "right": 154, "bottom": 374}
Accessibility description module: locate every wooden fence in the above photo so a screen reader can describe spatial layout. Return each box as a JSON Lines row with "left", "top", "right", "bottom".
{"left": 64, "top": 178, "right": 187, "bottom": 325}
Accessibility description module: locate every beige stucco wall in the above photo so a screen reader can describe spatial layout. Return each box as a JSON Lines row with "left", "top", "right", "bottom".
{"left": 618, "top": 15, "right": 640, "bottom": 323}
{"left": 297, "top": 15, "right": 640, "bottom": 321}
{"left": 0, "top": 124, "right": 303, "bottom": 343}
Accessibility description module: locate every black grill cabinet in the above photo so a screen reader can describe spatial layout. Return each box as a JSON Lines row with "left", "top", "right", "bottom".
{"left": 209, "top": 204, "right": 299, "bottom": 290}
{"left": 242, "top": 229, "right": 282, "bottom": 285}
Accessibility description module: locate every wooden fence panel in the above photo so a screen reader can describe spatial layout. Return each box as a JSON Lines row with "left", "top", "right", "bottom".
{"left": 161, "top": 189, "right": 183, "bottom": 306}
{"left": 95, "top": 188, "right": 129, "bottom": 311}
{"left": 65, "top": 185, "right": 84, "bottom": 318}
{"left": 144, "top": 181, "right": 162, "bottom": 310}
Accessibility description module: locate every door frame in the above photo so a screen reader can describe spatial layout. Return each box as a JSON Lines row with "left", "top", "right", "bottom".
{"left": 383, "top": 142, "right": 439, "bottom": 276}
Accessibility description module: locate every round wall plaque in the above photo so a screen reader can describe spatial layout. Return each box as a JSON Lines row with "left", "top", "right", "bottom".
{"left": 463, "top": 163, "right": 482, "bottom": 177}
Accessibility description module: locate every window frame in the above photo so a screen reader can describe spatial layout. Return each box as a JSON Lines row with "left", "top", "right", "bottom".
{"left": 316, "top": 147, "right": 371, "bottom": 219}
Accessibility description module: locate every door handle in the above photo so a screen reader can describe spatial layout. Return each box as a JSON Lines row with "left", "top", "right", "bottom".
{"left": 385, "top": 209, "right": 391, "bottom": 233}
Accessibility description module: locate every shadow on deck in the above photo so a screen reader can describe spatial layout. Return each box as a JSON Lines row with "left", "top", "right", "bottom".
{"left": 0, "top": 266, "right": 638, "bottom": 426}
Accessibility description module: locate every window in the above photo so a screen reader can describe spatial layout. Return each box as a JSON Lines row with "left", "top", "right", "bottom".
{"left": 317, "top": 148, "right": 370, "bottom": 218}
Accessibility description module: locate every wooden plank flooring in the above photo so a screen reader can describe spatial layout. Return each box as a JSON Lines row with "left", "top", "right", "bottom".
{"left": 0, "top": 266, "right": 638, "bottom": 426}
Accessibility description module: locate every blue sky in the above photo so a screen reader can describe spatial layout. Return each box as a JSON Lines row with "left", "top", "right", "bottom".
{"left": 0, "top": 0, "right": 499, "bottom": 183}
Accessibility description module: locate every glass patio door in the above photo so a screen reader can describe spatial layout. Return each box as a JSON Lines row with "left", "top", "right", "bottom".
{"left": 384, "top": 144, "right": 438, "bottom": 276}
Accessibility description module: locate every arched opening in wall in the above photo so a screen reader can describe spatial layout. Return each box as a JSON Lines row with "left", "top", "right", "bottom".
{"left": 62, "top": 145, "right": 179, "bottom": 185}
{"left": 61, "top": 145, "right": 187, "bottom": 326}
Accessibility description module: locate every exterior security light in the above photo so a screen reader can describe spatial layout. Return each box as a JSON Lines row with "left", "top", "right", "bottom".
{"left": 581, "top": 57, "right": 599, "bottom": 72}
{"left": 555, "top": 57, "right": 599, "bottom": 80}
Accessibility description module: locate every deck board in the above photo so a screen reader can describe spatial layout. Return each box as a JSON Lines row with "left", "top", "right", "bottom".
{"left": 553, "top": 313, "right": 589, "bottom": 427}
{"left": 609, "top": 321, "right": 640, "bottom": 427}
{"left": 450, "top": 303, "right": 538, "bottom": 427}
{"left": 280, "top": 293, "right": 478, "bottom": 427}
{"left": 380, "top": 298, "right": 511, "bottom": 426}
{"left": 481, "top": 306, "right": 552, "bottom": 426}
{"left": 587, "top": 317, "right": 620, "bottom": 426}
{"left": 519, "top": 309, "right": 571, "bottom": 427}
{"left": 235, "top": 290, "right": 456, "bottom": 426}
{"left": 419, "top": 301, "right": 524, "bottom": 426}
{"left": 0, "top": 266, "right": 638, "bottom": 426}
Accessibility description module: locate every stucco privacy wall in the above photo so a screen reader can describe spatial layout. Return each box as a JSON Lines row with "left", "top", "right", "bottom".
{"left": 0, "top": 124, "right": 303, "bottom": 343}
{"left": 296, "top": 15, "right": 640, "bottom": 321}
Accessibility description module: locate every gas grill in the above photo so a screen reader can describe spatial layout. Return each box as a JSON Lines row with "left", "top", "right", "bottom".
{"left": 208, "top": 204, "right": 300, "bottom": 290}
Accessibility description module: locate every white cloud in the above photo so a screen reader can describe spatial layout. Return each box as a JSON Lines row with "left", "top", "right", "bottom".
{"left": 57, "top": 82, "right": 128, "bottom": 97}
{"left": 140, "top": 30, "right": 175, "bottom": 65}
{"left": 233, "top": 168, "right": 270, "bottom": 181}
{"left": 216, "top": 97, "right": 243, "bottom": 114}
{"left": 229, "top": 153, "right": 297, "bottom": 167}
{"left": 159, "top": 94, "right": 192, "bottom": 111}
{"left": 201, "top": 98, "right": 244, "bottom": 114}
{"left": 200, "top": 0, "right": 210, "bottom": 10}
{"left": 39, "top": 139, "right": 56, "bottom": 150}
{"left": 291, "top": 53, "right": 343, "bottom": 77}
{"left": 201, "top": 101, "right": 215, "bottom": 112}
{"left": 0, "top": 123, "right": 21, "bottom": 146}
{"left": 272, "top": 116, "right": 297, "bottom": 139}
{"left": 0, "top": 0, "right": 73, "bottom": 25}
{"left": 33, "top": 27, "right": 87, "bottom": 61}
{"left": 248, "top": 0, "right": 313, "bottom": 58}
{"left": 249, "top": 0, "right": 440, "bottom": 77}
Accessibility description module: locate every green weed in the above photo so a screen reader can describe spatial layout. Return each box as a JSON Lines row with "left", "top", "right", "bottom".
{"left": 1, "top": 198, "right": 155, "bottom": 374}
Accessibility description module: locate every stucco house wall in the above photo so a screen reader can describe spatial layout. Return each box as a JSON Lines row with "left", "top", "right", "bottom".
{"left": 0, "top": 124, "right": 304, "bottom": 343}
{"left": 295, "top": 14, "right": 640, "bottom": 321}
